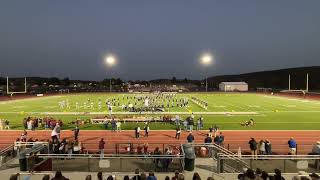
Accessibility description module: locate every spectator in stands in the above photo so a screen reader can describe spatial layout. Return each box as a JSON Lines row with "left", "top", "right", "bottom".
{"left": 213, "top": 124, "right": 218, "bottom": 137}
{"left": 206, "top": 178, "right": 214, "bottom": 180}
{"left": 20, "top": 130, "right": 27, "bottom": 142}
{"left": 192, "top": 172, "right": 201, "bottom": 180}
{"left": 124, "top": 176, "right": 130, "bottom": 180}
{"left": 97, "top": 172, "right": 103, "bottom": 180}
{"left": 245, "top": 168, "right": 257, "bottom": 179}
{"left": 259, "top": 140, "right": 266, "bottom": 155}
{"left": 187, "top": 132, "right": 194, "bottom": 143}
{"left": 265, "top": 139, "right": 272, "bottom": 155}
{"left": 309, "top": 173, "right": 320, "bottom": 180}
{"left": 204, "top": 134, "right": 212, "bottom": 144}
{"left": 172, "top": 170, "right": 180, "bottom": 180}
{"left": 213, "top": 135, "right": 219, "bottom": 145}
{"left": 260, "top": 171, "right": 269, "bottom": 180}
{"left": 107, "top": 176, "right": 114, "bottom": 180}
{"left": 165, "top": 177, "right": 170, "bottom": 180}
{"left": 218, "top": 132, "right": 225, "bottom": 146}
{"left": 143, "top": 143, "right": 149, "bottom": 154}
{"left": 72, "top": 125, "right": 80, "bottom": 141}
{"left": 141, "top": 173, "right": 147, "bottom": 180}
{"left": 51, "top": 171, "right": 69, "bottom": 180}
{"left": 132, "top": 168, "right": 141, "bottom": 180}
{"left": 248, "top": 138, "right": 258, "bottom": 160}
{"left": 51, "top": 123, "right": 61, "bottom": 143}
{"left": 153, "top": 147, "right": 162, "bottom": 168}
{"left": 66, "top": 140, "right": 73, "bottom": 158}
{"left": 147, "top": 171, "right": 157, "bottom": 180}
{"left": 59, "top": 139, "right": 67, "bottom": 154}
{"left": 175, "top": 127, "right": 181, "bottom": 139}
{"left": 288, "top": 137, "right": 297, "bottom": 155}
{"left": 99, "top": 138, "right": 105, "bottom": 159}
{"left": 273, "top": 169, "right": 285, "bottom": 180}
{"left": 208, "top": 126, "right": 213, "bottom": 137}
{"left": 311, "top": 141, "right": 320, "bottom": 169}
{"left": 73, "top": 140, "right": 81, "bottom": 154}
{"left": 137, "top": 144, "right": 143, "bottom": 155}
{"left": 177, "top": 174, "right": 184, "bottom": 180}
{"left": 255, "top": 168, "right": 262, "bottom": 178}
{"left": 42, "top": 175, "right": 50, "bottom": 180}
{"left": 9, "top": 173, "right": 19, "bottom": 180}
{"left": 85, "top": 175, "right": 92, "bottom": 180}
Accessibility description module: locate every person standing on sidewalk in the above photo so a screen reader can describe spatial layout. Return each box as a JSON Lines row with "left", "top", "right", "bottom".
{"left": 72, "top": 125, "right": 80, "bottom": 141}
{"left": 99, "top": 138, "right": 105, "bottom": 159}
{"left": 248, "top": 138, "right": 258, "bottom": 160}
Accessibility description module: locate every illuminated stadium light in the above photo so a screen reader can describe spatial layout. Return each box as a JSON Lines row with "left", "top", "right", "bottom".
{"left": 105, "top": 55, "right": 117, "bottom": 67}
{"left": 201, "top": 53, "right": 213, "bottom": 65}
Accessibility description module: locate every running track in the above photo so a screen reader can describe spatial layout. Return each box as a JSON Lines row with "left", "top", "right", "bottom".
{"left": 0, "top": 130, "right": 319, "bottom": 155}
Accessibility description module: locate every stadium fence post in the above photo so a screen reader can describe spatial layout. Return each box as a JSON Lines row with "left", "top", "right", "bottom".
{"left": 296, "top": 144, "right": 298, "bottom": 155}
{"left": 227, "top": 144, "right": 230, "bottom": 150}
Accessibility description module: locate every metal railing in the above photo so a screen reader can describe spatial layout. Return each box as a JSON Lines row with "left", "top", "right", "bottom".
{"left": 24, "top": 145, "right": 185, "bottom": 173}
{"left": 0, "top": 144, "right": 16, "bottom": 169}
{"left": 191, "top": 143, "right": 249, "bottom": 173}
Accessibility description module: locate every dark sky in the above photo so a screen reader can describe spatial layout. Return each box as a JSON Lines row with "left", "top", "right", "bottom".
{"left": 1, "top": 1, "right": 320, "bottom": 80}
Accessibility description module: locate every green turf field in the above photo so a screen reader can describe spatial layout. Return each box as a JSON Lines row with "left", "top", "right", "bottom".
{"left": 0, "top": 93, "right": 320, "bottom": 130}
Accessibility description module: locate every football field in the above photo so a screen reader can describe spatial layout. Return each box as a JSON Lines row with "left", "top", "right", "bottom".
{"left": 0, "top": 93, "right": 320, "bottom": 130}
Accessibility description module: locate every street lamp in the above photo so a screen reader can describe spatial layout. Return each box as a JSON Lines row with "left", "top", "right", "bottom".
{"left": 200, "top": 53, "right": 213, "bottom": 92}
{"left": 104, "top": 54, "right": 117, "bottom": 92}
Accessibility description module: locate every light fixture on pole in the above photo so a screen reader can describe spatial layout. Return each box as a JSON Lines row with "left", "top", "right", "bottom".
{"left": 200, "top": 53, "right": 213, "bottom": 92}
{"left": 104, "top": 54, "right": 117, "bottom": 92}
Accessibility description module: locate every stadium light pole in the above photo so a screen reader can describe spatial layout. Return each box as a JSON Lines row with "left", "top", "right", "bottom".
{"left": 104, "top": 55, "right": 117, "bottom": 92}
{"left": 200, "top": 53, "right": 213, "bottom": 92}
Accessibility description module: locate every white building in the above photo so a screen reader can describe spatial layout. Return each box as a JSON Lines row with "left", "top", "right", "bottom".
{"left": 219, "top": 82, "right": 248, "bottom": 92}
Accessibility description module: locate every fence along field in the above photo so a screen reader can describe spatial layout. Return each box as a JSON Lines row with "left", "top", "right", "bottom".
{"left": 0, "top": 93, "right": 320, "bottom": 130}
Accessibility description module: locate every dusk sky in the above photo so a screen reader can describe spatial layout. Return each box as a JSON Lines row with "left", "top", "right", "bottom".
{"left": 1, "top": 1, "right": 320, "bottom": 80}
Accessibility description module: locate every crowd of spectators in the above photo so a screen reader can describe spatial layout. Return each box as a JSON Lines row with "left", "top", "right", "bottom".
{"left": 9, "top": 170, "right": 219, "bottom": 180}
{"left": 22, "top": 117, "right": 64, "bottom": 131}
{"left": 238, "top": 168, "right": 320, "bottom": 180}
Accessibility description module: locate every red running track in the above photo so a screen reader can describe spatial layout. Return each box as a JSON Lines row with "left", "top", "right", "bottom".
{"left": 0, "top": 130, "right": 319, "bottom": 155}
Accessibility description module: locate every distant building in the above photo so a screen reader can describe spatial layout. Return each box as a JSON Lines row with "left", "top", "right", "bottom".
{"left": 219, "top": 82, "right": 248, "bottom": 92}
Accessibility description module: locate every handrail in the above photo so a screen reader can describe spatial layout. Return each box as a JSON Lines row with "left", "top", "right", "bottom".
{"left": 25, "top": 154, "right": 185, "bottom": 159}
{"left": 218, "top": 154, "right": 320, "bottom": 160}
{"left": 0, "top": 144, "right": 14, "bottom": 155}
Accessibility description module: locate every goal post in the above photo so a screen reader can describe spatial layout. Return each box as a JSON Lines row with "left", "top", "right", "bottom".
{"left": 6, "top": 77, "right": 27, "bottom": 96}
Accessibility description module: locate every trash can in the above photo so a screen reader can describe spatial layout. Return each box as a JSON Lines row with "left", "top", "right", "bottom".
{"left": 183, "top": 144, "right": 196, "bottom": 171}
{"left": 19, "top": 157, "right": 27, "bottom": 171}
